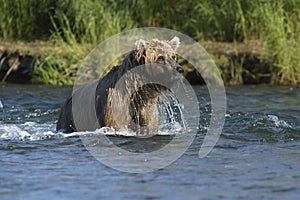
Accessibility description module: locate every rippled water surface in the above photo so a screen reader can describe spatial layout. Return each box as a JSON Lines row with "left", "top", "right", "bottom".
{"left": 0, "top": 84, "right": 299, "bottom": 199}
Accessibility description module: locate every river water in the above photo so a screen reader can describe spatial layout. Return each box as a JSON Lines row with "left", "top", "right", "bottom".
{"left": 0, "top": 84, "right": 299, "bottom": 199}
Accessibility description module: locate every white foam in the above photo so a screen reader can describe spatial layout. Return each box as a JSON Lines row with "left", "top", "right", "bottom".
{"left": 225, "top": 113, "right": 231, "bottom": 118}
{"left": 0, "top": 122, "right": 58, "bottom": 141}
{"left": 267, "top": 115, "right": 292, "bottom": 128}
{"left": 0, "top": 121, "right": 185, "bottom": 141}
{"left": 71, "top": 125, "right": 184, "bottom": 138}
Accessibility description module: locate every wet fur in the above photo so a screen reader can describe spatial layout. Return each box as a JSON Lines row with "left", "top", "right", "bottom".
{"left": 56, "top": 37, "right": 181, "bottom": 134}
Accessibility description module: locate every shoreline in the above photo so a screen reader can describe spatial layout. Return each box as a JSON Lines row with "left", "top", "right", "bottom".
{"left": 0, "top": 40, "right": 279, "bottom": 86}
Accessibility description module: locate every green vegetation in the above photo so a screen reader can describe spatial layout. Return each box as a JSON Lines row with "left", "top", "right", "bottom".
{"left": 0, "top": 0, "right": 299, "bottom": 85}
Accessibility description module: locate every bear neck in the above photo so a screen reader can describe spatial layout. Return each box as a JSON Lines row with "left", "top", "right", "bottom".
{"left": 99, "top": 51, "right": 142, "bottom": 89}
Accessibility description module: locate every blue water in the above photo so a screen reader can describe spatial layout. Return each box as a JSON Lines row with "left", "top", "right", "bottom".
{"left": 0, "top": 84, "right": 299, "bottom": 199}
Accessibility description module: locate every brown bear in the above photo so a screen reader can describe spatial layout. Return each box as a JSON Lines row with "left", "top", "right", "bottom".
{"left": 56, "top": 37, "right": 184, "bottom": 134}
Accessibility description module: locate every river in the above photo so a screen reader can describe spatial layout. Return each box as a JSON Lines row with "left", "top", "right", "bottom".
{"left": 0, "top": 84, "right": 299, "bottom": 199}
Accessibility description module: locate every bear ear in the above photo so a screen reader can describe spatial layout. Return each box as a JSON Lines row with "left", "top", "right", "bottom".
{"left": 135, "top": 39, "right": 146, "bottom": 51}
{"left": 169, "top": 36, "right": 180, "bottom": 50}
{"left": 135, "top": 39, "right": 146, "bottom": 62}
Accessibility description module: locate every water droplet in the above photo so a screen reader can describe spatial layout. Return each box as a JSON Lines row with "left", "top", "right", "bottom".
{"left": 225, "top": 113, "right": 231, "bottom": 118}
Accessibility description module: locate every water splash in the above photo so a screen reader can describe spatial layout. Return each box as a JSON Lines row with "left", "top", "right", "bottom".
{"left": 0, "top": 122, "right": 56, "bottom": 141}
{"left": 157, "top": 93, "right": 186, "bottom": 131}
{"left": 0, "top": 122, "right": 185, "bottom": 141}
{"left": 0, "top": 91, "right": 187, "bottom": 141}
{"left": 0, "top": 94, "right": 186, "bottom": 141}
{"left": 267, "top": 114, "right": 292, "bottom": 128}
{"left": 250, "top": 114, "right": 293, "bottom": 129}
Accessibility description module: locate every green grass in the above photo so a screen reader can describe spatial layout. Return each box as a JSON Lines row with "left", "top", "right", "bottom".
{"left": 258, "top": 0, "right": 300, "bottom": 85}
{"left": 0, "top": 0, "right": 299, "bottom": 85}
{"left": 33, "top": 45, "right": 87, "bottom": 85}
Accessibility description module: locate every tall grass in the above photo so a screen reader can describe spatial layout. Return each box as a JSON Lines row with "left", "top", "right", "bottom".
{"left": 50, "top": 0, "right": 136, "bottom": 46}
{"left": 258, "top": 0, "right": 300, "bottom": 85}
{"left": 0, "top": 0, "right": 299, "bottom": 85}
{"left": 33, "top": 44, "right": 90, "bottom": 85}
{"left": 0, "top": 0, "right": 55, "bottom": 40}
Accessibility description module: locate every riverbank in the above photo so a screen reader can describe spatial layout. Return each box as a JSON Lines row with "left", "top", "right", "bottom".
{"left": 1, "top": 0, "right": 300, "bottom": 86}
{"left": 0, "top": 40, "right": 280, "bottom": 86}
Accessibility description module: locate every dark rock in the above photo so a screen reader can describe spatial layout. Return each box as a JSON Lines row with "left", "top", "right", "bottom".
{"left": 0, "top": 51, "right": 36, "bottom": 83}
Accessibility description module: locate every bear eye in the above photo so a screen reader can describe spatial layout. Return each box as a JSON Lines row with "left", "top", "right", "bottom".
{"left": 157, "top": 56, "right": 165, "bottom": 62}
